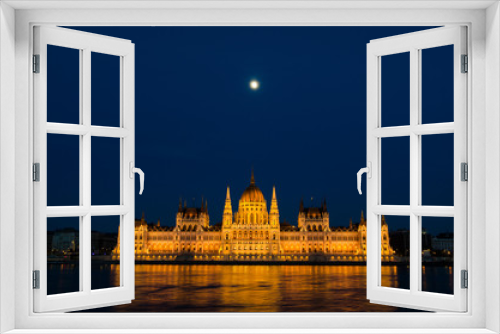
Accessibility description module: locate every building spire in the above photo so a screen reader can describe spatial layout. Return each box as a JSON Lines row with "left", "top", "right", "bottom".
{"left": 178, "top": 197, "right": 182, "bottom": 212}
{"left": 223, "top": 186, "right": 233, "bottom": 225}
{"left": 224, "top": 186, "right": 232, "bottom": 214}
{"left": 360, "top": 210, "right": 366, "bottom": 226}
{"left": 299, "top": 197, "right": 304, "bottom": 212}
{"left": 250, "top": 168, "right": 255, "bottom": 185}
{"left": 270, "top": 185, "right": 279, "bottom": 215}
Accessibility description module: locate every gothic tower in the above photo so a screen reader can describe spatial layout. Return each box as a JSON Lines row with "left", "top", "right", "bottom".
{"left": 269, "top": 186, "right": 279, "bottom": 227}
{"left": 223, "top": 186, "right": 233, "bottom": 227}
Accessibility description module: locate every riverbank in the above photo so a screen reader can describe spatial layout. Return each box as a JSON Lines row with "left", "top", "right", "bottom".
{"left": 48, "top": 259, "right": 451, "bottom": 266}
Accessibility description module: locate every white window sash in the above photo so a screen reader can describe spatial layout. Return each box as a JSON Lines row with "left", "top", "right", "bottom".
{"left": 366, "top": 26, "right": 468, "bottom": 312}
{"left": 33, "top": 26, "right": 136, "bottom": 313}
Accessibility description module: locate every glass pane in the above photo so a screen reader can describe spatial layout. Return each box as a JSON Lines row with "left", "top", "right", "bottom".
{"left": 91, "top": 52, "right": 120, "bottom": 127}
{"left": 421, "top": 134, "right": 454, "bottom": 206}
{"left": 47, "top": 217, "right": 80, "bottom": 295}
{"left": 91, "top": 216, "right": 121, "bottom": 290}
{"left": 47, "top": 134, "right": 79, "bottom": 206}
{"left": 381, "top": 136, "right": 410, "bottom": 205}
{"left": 421, "top": 45, "right": 454, "bottom": 124}
{"left": 381, "top": 215, "right": 409, "bottom": 289}
{"left": 421, "top": 217, "right": 454, "bottom": 295}
{"left": 91, "top": 137, "right": 120, "bottom": 205}
{"left": 381, "top": 52, "right": 410, "bottom": 127}
{"left": 47, "top": 45, "right": 80, "bottom": 124}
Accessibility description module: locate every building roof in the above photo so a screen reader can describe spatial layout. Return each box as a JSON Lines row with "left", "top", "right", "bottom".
{"left": 280, "top": 221, "right": 299, "bottom": 231}
{"left": 206, "top": 222, "right": 222, "bottom": 232}
{"left": 147, "top": 225, "right": 175, "bottom": 232}
{"left": 239, "top": 170, "right": 266, "bottom": 203}
{"left": 299, "top": 198, "right": 328, "bottom": 218}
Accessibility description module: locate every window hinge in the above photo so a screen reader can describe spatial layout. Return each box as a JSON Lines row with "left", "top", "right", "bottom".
{"left": 461, "top": 162, "right": 468, "bottom": 182}
{"left": 33, "top": 163, "right": 40, "bottom": 182}
{"left": 33, "top": 54, "right": 40, "bottom": 73}
{"left": 461, "top": 54, "right": 468, "bottom": 73}
{"left": 33, "top": 270, "right": 40, "bottom": 289}
{"left": 461, "top": 270, "right": 468, "bottom": 289}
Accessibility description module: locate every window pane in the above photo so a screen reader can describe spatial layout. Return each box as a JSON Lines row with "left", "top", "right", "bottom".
{"left": 381, "top": 215, "right": 409, "bottom": 289}
{"left": 47, "top": 134, "right": 80, "bottom": 206}
{"left": 91, "top": 52, "right": 120, "bottom": 127}
{"left": 421, "top": 217, "right": 454, "bottom": 295}
{"left": 47, "top": 217, "right": 80, "bottom": 295}
{"left": 421, "top": 45, "right": 454, "bottom": 124}
{"left": 381, "top": 136, "right": 410, "bottom": 205}
{"left": 421, "top": 134, "right": 454, "bottom": 206}
{"left": 91, "top": 137, "right": 120, "bottom": 205}
{"left": 381, "top": 52, "right": 410, "bottom": 127}
{"left": 91, "top": 216, "right": 121, "bottom": 290}
{"left": 47, "top": 45, "right": 80, "bottom": 124}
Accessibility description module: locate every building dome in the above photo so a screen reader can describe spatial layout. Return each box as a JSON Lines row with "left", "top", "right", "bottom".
{"left": 240, "top": 184, "right": 265, "bottom": 203}
{"left": 239, "top": 170, "right": 266, "bottom": 203}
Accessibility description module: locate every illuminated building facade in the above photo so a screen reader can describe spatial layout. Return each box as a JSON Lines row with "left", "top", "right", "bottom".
{"left": 115, "top": 172, "right": 394, "bottom": 262}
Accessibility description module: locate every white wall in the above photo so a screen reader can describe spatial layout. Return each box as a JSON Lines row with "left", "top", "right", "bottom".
{"left": 486, "top": 2, "right": 500, "bottom": 333}
{"left": 0, "top": 2, "right": 16, "bottom": 333}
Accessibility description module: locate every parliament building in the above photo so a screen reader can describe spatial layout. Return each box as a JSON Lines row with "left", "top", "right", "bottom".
{"left": 116, "top": 172, "right": 395, "bottom": 262}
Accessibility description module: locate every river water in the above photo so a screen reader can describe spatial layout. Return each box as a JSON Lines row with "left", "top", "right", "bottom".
{"left": 52, "top": 264, "right": 452, "bottom": 312}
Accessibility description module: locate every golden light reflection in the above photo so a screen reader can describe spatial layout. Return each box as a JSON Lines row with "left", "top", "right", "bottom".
{"left": 97, "top": 264, "right": 411, "bottom": 312}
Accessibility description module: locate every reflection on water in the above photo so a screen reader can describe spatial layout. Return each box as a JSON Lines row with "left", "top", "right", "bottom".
{"left": 422, "top": 265, "right": 454, "bottom": 295}
{"left": 381, "top": 265, "right": 410, "bottom": 290}
{"left": 57, "top": 263, "right": 456, "bottom": 312}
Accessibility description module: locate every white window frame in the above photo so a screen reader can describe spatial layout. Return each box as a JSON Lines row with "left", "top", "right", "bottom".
{"left": 0, "top": 1, "right": 499, "bottom": 333}
{"left": 33, "top": 26, "right": 136, "bottom": 312}
{"left": 366, "top": 26, "right": 468, "bottom": 312}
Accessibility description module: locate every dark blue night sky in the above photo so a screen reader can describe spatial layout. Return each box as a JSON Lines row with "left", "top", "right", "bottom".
{"left": 47, "top": 26, "right": 454, "bottom": 235}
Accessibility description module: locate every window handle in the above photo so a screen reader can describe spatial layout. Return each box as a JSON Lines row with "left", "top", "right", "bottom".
{"left": 357, "top": 162, "right": 372, "bottom": 195}
{"left": 129, "top": 162, "right": 145, "bottom": 195}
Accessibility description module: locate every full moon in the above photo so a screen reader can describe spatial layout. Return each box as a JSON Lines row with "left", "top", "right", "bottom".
{"left": 250, "top": 80, "right": 260, "bottom": 90}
